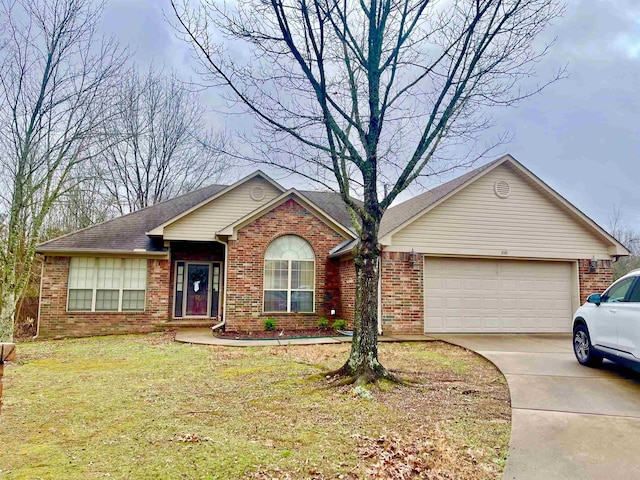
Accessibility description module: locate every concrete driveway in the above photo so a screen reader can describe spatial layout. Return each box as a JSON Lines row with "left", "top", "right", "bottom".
{"left": 432, "top": 334, "right": 640, "bottom": 480}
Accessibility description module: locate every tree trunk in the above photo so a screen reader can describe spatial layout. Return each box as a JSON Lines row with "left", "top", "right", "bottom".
{"left": 0, "top": 291, "right": 16, "bottom": 343}
{"left": 330, "top": 218, "right": 398, "bottom": 384}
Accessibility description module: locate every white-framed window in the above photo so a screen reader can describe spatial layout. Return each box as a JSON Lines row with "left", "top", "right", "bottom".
{"left": 264, "top": 235, "right": 315, "bottom": 313}
{"left": 68, "top": 257, "right": 147, "bottom": 312}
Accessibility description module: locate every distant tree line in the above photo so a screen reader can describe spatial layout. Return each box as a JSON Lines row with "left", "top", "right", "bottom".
{"left": 0, "top": 0, "right": 231, "bottom": 341}
{"left": 609, "top": 207, "right": 640, "bottom": 280}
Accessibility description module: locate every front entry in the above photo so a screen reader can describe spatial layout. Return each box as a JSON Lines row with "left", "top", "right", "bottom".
{"left": 174, "top": 262, "right": 222, "bottom": 318}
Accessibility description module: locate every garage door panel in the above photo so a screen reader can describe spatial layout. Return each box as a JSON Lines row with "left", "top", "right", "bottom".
{"left": 424, "top": 258, "right": 573, "bottom": 333}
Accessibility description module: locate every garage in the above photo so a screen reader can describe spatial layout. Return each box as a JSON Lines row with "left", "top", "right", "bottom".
{"left": 424, "top": 257, "right": 575, "bottom": 333}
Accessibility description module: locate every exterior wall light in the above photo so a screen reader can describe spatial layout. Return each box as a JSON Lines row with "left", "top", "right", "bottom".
{"left": 589, "top": 257, "right": 598, "bottom": 273}
{"left": 409, "top": 248, "right": 417, "bottom": 266}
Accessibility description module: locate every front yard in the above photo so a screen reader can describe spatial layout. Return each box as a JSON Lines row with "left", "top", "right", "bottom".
{"left": 0, "top": 334, "right": 510, "bottom": 479}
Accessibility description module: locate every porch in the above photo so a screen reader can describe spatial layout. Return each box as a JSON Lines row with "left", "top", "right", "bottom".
{"left": 168, "top": 241, "right": 225, "bottom": 327}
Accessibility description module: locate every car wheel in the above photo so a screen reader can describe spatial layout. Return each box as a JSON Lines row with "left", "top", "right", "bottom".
{"left": 573, "top": 325, "right": 603, "bottom": 367}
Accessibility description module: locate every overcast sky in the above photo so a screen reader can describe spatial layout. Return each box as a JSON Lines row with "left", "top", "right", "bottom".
{"left": 100, "top": 0, "right": 639, "bottom": 231}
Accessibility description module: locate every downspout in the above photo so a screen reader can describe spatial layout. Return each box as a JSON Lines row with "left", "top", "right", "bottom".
{"left": 211, "top": 237, "right": 229, "bottom": 333}
{"left": 377, "top": 255, "right": 383, "bottom": 335}
{"left": 34, "top": 257, "right": 45, "bottom": 339}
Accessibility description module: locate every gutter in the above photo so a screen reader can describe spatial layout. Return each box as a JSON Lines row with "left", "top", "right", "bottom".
{"left": 35, "top": 248, "right": 170, "bottom": 258}
{"left": 211, "top": 318, "right": 226, "bottom": 334}
{"left": 217, "top": 236, "right": 229, "bottom": 325}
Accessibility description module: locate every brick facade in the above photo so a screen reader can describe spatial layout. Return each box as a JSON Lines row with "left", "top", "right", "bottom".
{"left": 35, "top": 239, "right": 617, "bottom": 338}
{"left": 37, "top": 256, "right": 171, "bottom": 339}
{"left": 338, "top": 258, "right": 356, "bottom": 325}
{"left": 225, "top": 199, "right": 347, "bottom": 332}
{"left": 578, "top": 259, "right": 614, "bottom": 304}
{"left": 380, "top": 251, "right": 424, "bottom": 334}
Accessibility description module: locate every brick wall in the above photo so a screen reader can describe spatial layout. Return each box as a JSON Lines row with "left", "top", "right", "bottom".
{"left": 338, "top": 258, "right": 356, "bottom": 325}
{"left": 578, "top": 259, "right": 614, "bottom": 304}
{"left": 38, "top": 256, "right": 171, "bottom": 339}
{"left": 380, "top": 251, "right": 424, "bottom": 334}
{"left": 225, "top": 198, "right": 347, "bottom": 332}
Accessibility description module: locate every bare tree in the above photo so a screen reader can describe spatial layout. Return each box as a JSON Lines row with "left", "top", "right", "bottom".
{"left": 0, "top": 0, "right": 127, "bottom": 341}
{"left": 42, "top": 173, "right": 117, "bottom": 239}
{"left": 609, "top": 206, "right": 640, "bottom": 280}
{"left": 173, "top": 0, "right": 563, "bottom": 383}
{"left": 96, "top": 67, "right": 230, "bottom": 215}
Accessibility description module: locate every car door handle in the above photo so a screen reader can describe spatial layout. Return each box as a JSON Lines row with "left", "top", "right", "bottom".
{"left": 609, "top": 309, "right": 618, "bottom": 314}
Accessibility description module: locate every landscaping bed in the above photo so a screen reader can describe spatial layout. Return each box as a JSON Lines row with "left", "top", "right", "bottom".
{"left": 215, "top": 328, "right": 345, "bottom": 340}
{"left": 0, "top": 333, "right": 510, "bottom": 479}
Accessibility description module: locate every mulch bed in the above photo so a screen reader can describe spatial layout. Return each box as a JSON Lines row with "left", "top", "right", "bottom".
{"left": 215, "top": 328, "right": 344, "bottom": 340}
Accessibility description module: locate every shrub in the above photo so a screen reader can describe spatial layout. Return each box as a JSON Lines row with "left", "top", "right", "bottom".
{"left": 264, "top": 318, "right": 276, "bottom": 331}
{"left": 317, "top": 317, "right": 329, "bottom": 330}
{"left": 333, "top": 319, "right": 346, "bottom": 331}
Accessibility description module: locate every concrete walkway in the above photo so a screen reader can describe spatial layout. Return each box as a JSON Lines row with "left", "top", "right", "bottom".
{"left": 175, "top": 328, "right": 433, "bottom": 346}
{"left": 433, "top": 334, "right": 640, "bottom": 480}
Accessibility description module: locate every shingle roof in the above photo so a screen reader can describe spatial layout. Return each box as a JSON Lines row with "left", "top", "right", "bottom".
{"left": 36, "top": 184, "right": 359, "bottom": 253}
{"left": 379, "top": 159, "right": 502, "bottom": 237}
{"left": 298, "top": 190, "right": 357, "bottom": 230}
{"left": 328, "top": 159, "right": 503, "bottom": 257}
{"left": 37, "top": 160, "right": 503, "bottom": 255}
{"left": 37, "top": 184, "right": 228, "bottom": 253}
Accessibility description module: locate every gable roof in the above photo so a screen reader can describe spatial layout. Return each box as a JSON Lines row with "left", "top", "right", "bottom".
{"left": 378, "top": 158, "right": 502, "bottom": 238}
{"left": 217, "top": 189, "right": 356, "bottom": 240}
{"left": 37, "top": 155, "right": 629, "bottom": 258}
{"left": 37, "top": 183, "right": 228, "bottom": 254}
{"left": 36, "top": 173, "right": 357, "bottom": 254}
{"left": 378, "top": 154, "right": 629, "bottom": 256}
{"left": 146, "top": 171, "right": 285, "bottom": 236}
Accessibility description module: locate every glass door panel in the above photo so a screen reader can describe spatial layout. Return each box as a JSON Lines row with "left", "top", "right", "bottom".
{"left": 210, "top": 264, "right": 221, "bottom": 317}
{"left": 186, "top": 264, "right": 210, "bottom": 316}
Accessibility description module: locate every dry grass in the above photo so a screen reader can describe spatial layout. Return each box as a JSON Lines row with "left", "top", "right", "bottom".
{"left": 0, "top": 334, "right": 510, "bottom": 479}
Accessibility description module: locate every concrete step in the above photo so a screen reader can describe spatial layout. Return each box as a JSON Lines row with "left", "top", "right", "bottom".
{"left": 162, "top": 319, "right": 217, "bottom": 329}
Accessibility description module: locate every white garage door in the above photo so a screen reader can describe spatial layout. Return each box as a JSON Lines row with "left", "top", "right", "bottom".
{"left": 424, "top": 258, "right": 574, "bottom": 333}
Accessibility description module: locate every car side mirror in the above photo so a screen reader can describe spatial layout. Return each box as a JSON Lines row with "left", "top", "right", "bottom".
{"left": 587, "top": 293, "right": 602, "bottom": 306}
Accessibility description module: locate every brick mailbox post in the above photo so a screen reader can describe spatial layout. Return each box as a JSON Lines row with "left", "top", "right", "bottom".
{"left": 0, "top": 343, "right": 16, "bottom": 413}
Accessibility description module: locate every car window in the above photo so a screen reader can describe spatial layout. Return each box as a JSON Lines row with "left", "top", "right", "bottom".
{"left": 627, "top": 278, "right": 640, "bottom": 303}
{"left": 602, "top": 277, "right": 635, "bottom": 303}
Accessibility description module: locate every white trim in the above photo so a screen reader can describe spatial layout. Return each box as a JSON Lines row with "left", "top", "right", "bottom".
{"left": 66, "top": 257, "right": 148, "bottom": 313}
{"left": 263, "top": 259, "right": 316, "bottom": 313}
{"left": 380, "top": 155, "right": 629, "bottom": 257}
{"left": 146, "top": 171, "right": 286, "bottom": 236}
{"left": 174, "top": 261, "right": 222, "bottom": 319}
{"left": 380, "top": 156, "right": 512, "bottom": 244}
{"left": 382, "top": 246, "right": 614, "bottom": 261}
{"left": 218, "top": 189, "right": 356, "bottom": 240}
{"left": 221, "top": 238, "right": 228, "bottom": 322}
{"left": 263, "top": 236, "right": 316, "bottom": 313}
{"left": 37, "top": 248, "right": 169, "bottom": 258}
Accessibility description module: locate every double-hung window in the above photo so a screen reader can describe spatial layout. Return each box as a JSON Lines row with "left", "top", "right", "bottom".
{"left": 68, "top": 258, "right": 147, "bottom": 312}
{"left": 264, "top": 235, "right": 315, "bottom": 313}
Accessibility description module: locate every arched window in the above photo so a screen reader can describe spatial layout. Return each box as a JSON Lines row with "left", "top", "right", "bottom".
{"left": 264, "top": 235, "right": 315, "bottom": 313}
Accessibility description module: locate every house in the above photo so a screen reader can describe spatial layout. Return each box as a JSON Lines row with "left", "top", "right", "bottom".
{"left": 35, "top": 155, "right": 629, "bottom": 338}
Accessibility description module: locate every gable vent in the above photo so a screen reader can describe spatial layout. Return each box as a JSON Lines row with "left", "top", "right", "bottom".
{"left": 250, "top": 186, "right": 265, "bottom": 201}
{"left": 494, "top": 180, "right": 511, "bottom": 199}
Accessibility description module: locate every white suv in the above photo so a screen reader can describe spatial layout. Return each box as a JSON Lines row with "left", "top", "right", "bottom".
{"left": 573, "top": 269, "right": 640, "bottom": 371}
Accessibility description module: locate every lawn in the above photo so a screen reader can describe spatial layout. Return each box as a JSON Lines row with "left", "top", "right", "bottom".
{"left": 0, "top": 334, "right": 510, "bottom": 479}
